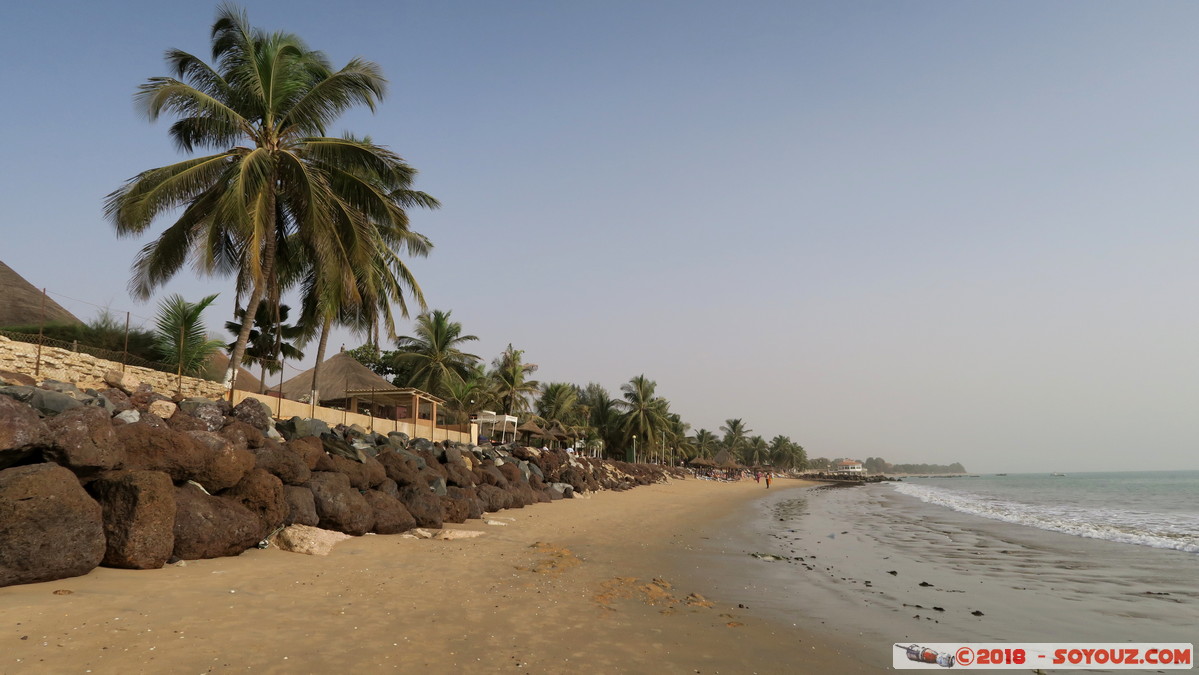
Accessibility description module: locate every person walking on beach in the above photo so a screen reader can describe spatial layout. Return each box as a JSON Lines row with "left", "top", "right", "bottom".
{"left": 764, "top": 473, "right": 772, "bottom": 489}
{"left": 755, "top": 471, "right": 761, "bottom": 484}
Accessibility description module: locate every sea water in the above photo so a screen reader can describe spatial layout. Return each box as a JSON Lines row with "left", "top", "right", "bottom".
{"left": 687, "top": 475, "right": 1199, "bottom": 669}
{"left": 892, "top": 471, "right": 1199, "bottom": 553}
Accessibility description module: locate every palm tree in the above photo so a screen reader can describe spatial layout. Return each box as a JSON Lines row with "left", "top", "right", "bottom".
{"left": 490, "top": 344, "right": 539, "bottom": 415}
{"left": 152, "top": 294, "right": 225, "bottom": 376}
{"left": 390, "top": 310, "right": 480, "bottom": 397}
{"left": 744, "top": 435, "right": 769, "bottom": 466}
{"left": 720, "top": 418, "right": 752, "bottom": 458}
{"left": 224, "top": 303, "right": 304, "bottom": 392}
{"left": 690, "top": 429, "right": 720, "bottom": 459}
{"left": 619, "top": 374, "right": 671, "bottom": 462}
{"left": 440, "top": 366, "right": 494, "bottom": 424}
{"left": 106, "top": 5, "right": 424, "bottom": 388}
{"left": 579, "top": 382, "right": 622, "bottom": 459}
{"left": 536, "top": 382, "right": 583, "bottom": 426}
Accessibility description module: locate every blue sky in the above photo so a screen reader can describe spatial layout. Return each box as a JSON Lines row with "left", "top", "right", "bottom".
{"left": 2, "top": 1, "right": 1196, "bottom": 472}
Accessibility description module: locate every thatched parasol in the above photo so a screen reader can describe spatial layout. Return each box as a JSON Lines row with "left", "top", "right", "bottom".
{"left": 687, "top": 457, "right": 716, "bottom": 467}
{"left": 276, "top": 351, "right": 397, "bottom": 404}
{"left": 0, "top": 261, "right": 82, "bottom": 328}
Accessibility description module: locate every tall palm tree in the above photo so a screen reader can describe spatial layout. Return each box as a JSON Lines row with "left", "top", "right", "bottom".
{"left": 579, "top": 382, "right": 622, "bottom": 459}
{"left": 619, "top": 374, "right": 671, "bottom": 462}
{"left": 691, "top": 429, "right": 720, "bottom": 459}
{"left": 536, "top": 382, "right": 582, "bottom": 426}
{"left": 720, "top": 418, "right": 752, "bottom": 458}
{"left": 744, "top": 435, "right": 769, "bottom": 466}
{"left": 490, "top": 344, "right": 539, "bottom": 415}
{"left": 389, "top": 310, "right": 480, "bottom": 398}
{"left": 106, "top": 5, "right": 421, "bottom": 388}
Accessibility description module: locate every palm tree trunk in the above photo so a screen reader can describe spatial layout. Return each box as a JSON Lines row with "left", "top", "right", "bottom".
{"left": 225, "top": 285, "right": 264, "bottom": 391}
{"left": 309, "top": 314, "right": 334, "bottom": 407}
{"left": 225, "top": 190, "right": 279, "bottom": 395}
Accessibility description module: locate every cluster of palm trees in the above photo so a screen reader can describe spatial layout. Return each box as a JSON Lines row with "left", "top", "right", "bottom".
{"left": 106, "top": 5, "right": 434, "bottom": 401}
{"left": 354, "top": 310, "right": 806, "bottom": 469}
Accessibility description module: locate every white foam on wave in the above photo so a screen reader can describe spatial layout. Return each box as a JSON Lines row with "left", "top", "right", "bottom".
{"left": 890, "top": 482, "right": 1199, "bottom": 553}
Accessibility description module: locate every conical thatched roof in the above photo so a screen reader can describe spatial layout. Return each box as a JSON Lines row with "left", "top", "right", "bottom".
{"left": 276, "top": 352, "right": 397, "bottom": 403}
{"left": 204, "top": 352, "right": 264, "bottom": 394}
{"left": 713, "top": 448, "right": 740, "bottom": 468}
{"left": 0, "top": 261, "right": 82, "bottom": 328}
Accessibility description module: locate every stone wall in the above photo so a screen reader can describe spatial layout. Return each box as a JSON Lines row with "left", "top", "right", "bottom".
{"left": 0, "top": 335, "right": 225, "bottom": 399}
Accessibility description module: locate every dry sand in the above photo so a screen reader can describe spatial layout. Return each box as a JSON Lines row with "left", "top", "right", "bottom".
{"left": 0, "top": 477, "right": 880, "bottom": 674}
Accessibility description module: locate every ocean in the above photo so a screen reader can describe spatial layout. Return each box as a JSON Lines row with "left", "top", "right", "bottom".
{"left": 892, "top": 471, "right": 1199, "bottom": 554}
{"left": 687, "top": 473, "right": 1199, "bottom": 671}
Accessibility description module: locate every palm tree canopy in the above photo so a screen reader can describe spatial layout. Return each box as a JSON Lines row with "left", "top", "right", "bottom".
{"left": 106, "top": 4, "right": 435, "bottom": 387}
{"left": 390, "top": 309, "right": 480, "bottom": 398}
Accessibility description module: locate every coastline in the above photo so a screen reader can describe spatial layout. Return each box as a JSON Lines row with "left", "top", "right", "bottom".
{"left": 0, "top": 477, "right": 880, "bottom": 674}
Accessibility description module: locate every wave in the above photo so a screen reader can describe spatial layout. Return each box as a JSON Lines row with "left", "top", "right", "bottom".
{"left": 889, "top": 482, "right": 1199, "bottom": 553}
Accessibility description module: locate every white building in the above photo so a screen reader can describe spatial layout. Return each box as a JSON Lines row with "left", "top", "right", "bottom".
{"left": 834, "top": 460, "right": 865, "bottom": 474}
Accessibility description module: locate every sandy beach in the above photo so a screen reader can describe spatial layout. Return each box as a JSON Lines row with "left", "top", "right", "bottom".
{"left": 0, "top": 477, "right": 880, "bottom": 674}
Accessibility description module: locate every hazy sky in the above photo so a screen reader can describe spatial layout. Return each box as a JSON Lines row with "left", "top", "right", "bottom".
{"left": 2, "top": 1, "right": 1196, "bottom": 472}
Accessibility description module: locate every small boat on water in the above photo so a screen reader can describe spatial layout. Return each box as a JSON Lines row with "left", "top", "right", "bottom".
{"left": 1050, "top": 472, "right": 1066, "bottom": 477}
{"left": 995, "top": 473, "right": 1007, "bottom": 476}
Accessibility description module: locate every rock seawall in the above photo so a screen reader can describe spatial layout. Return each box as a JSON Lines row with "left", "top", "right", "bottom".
{"left": 0, "top": 372, "right": 681, "bottom": 588}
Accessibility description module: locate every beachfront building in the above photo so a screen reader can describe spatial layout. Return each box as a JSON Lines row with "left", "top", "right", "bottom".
{"left": 475, "top": 410, "right": 518, "bottom": 444}
{"left": 834, "top": 459, "right": 865, "bottom": 474}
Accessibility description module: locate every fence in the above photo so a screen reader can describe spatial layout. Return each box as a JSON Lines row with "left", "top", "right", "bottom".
{"left": 0, "top": 328, "right": 180, "bottom": 376}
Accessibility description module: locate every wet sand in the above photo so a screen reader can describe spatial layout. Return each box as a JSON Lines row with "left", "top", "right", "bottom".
{"left": 0, "top": 477, "right": 880, "bottom": 674}
{"left": 692, "top": 481, "right": 1199, "bottom": 670}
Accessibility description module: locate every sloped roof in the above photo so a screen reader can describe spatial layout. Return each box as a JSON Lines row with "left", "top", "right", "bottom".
{"left": 276, "top": 351, "right": 397, "bottom": 403}
{"left": 205, "top": 351, "right": 264, "bottom": 394}
{"left": 0, "top": 261, "right": 82, "bottom": 327}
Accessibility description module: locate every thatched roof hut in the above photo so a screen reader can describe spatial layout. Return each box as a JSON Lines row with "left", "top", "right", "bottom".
{"left": 0, "top": 261, "right": 82, "bottom": 328}
{"left": 275, "top": 352, "right": 397, "bottom": 404}
{"left": 712, "top": 448, "right": 740, "bottom": 469}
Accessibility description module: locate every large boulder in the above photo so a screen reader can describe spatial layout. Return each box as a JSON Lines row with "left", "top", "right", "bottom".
{"left": 0, "top": 463, "right": 105, "bottom": 587}
{"left": 42, "top": 405, "right": 124, "bottom": 477}
{"left": 327, "top": 454, "right": 387, "bottom": 490}
{"left": 283, "top": 437, "right": 325, "bottom": 471}
{"left": 172, "top": 483, "right": 262, "bottom": 560}
{"left": 251, "top": 442, "right": 312, "bottom": 486}
{"left": 231, "top": 397, "right": 275, "bottom": 432}
{"left": 375, "top": 449, "right": 423, "bottom": 487}
{"left": 117, "top": 422, "right": 206, "bottom": 482}
{"left": 0, "top": 394, "right": 47, "bottom": 470}
{"left": 397, "top": 485, "right": 443, "bottom": 529}
{"left": 88, "top": 470, "right": 176, "bottom": 569}
{"left": 447, "top": 486, "right": 485, "bottom": 520}
{"left": 220, "top": 468, "right": 287, "bottom": 538}
{"left": 97, "top": 388, "right": 133, "bottom": 413}
{"left": 0, "top": 385, "right": 83, "bottom": 417}
{"left": 182, "top": 431, "right": 255, "bottom": 492}
{"left": 219, "top": 420, "right": 265, "bottom": 451}
{"left": 283, "top": 486, "right": 319, "bottom": 526}
{"left": 476, "top": 484, "right": 512, "bottom": 512}
{"left": 362, "top": 490, "right": 418, "bottom": 534}
{"left": 307, "top": 471, "right": 372, "bottom": 536}
{"left": 176, "top": 399, "right": 225, "bottom": 432}
{"left": 439, "top": 495, "right": 470, "bottom": 524}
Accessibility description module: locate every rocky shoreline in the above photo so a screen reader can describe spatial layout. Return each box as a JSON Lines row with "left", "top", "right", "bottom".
{"left": 0, "top": 369, "right": 680, "bottom": 588}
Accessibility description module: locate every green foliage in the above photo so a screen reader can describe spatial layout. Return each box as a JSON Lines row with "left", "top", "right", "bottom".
{"left": 490, "top": 344, "right": 539, "bottom": 415}
{"left": 225, "top": 303, "right": 305, "bottom": 376}
{"left": 390, "top": 310, "right": 480, "bottom": 397}
{"left": 153, "top": 294, "right": 225, "bottom": 376}
{"left": 1, "top": 310, "right": 159, "bottom": 362}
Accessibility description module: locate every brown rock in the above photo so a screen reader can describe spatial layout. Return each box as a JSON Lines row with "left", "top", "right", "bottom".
{"left": 362, "top": 490, "right": 418, "bottom": 534}
{"left": 328, "top": 453, "right": 387, "bottom": 490}
{"left": 172, "top": 482, "right": 262, "bottom": 560}
{"left": 117, "top": 422, "right": 206, "bottom": 483}
{"left": 439, "top": 495, "right": 470, "bottom": 524}
{"left": 88, "top": 470, "right": 176, "bottom": 569}
{"left": 0, "top": 370, "right": 36, "bottom": 387}
{"left": 147, "top": 399, "right": 177, "bottom": 419}
{"left": 42, "top": 406, "right": 125, "bottom": 476}
{"left": 183, "top": 431, "right": 255, "bottom": 492}
{"left": 307, "top": 471, "right": 372, "bottom": 536}
{"left": 251, "top": 441, "right": 312, "bottom": 486}
{"left": 397, "top": 485, "right": 443, "bottom": 529}
{"left": 284, "top": 437, "right": 325, "bottom": 471}
{"left": 97, "top": 388, "right": 133, "bottom": 413}
{"left": 231, "top": 397, "right": 274, "bottom": 432}
{"left": 0, "top": 464, "right": 105, "bottom": 587}
{"left": 220, "top": 420, "right": 264, "bottom": 451}
{"left": 447, "top": 485, "right": 485, "bottom": 520}
{"left": 220, "top": 468, "right": 286, "bottom": 537}
{"left": 0, "top": 394, "right": 47, "bottom": 470}
{"left": 283, "top": 486, "right": 319, "bottom": 526}
{"left": 376, "top": 449, "right": 422, "bottom": 487}
{"left": 476, "top": 484, "right": 511, "bottom": 512}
